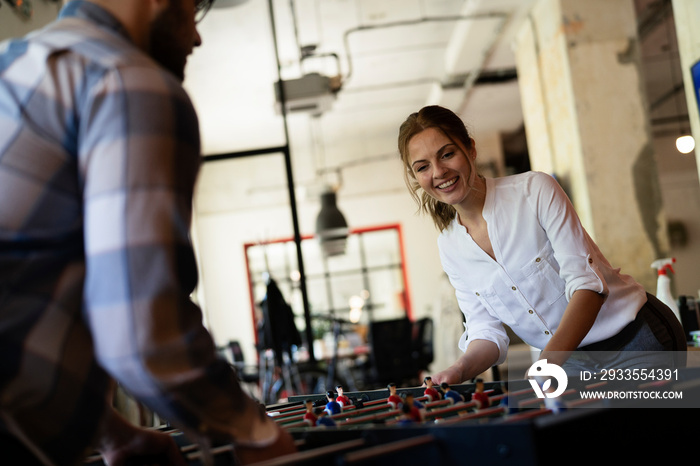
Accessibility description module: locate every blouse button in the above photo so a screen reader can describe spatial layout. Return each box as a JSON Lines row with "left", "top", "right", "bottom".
{"left": 588, "top": 257, "right": 593, "bottom": 264}
{"left": 535, "top": 257, "right": 541, "bottom": 263}
{"left": 528, "top": 309, "right": 534, "bottom": 314}
{"left": 511, "top": 286, "right": 517, "bottom": 291}
{"left": 475, "top": 292, "right": 480, "bottom": 296}
{"left": 544, "top": 331, "right": 550, "bottom": 335}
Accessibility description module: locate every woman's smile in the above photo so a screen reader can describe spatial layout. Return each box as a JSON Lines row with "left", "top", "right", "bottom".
{"left": 437, "top": 177, "right": 459, "bottom": 190}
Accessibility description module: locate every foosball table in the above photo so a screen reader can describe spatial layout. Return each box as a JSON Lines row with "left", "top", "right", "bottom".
{"left": 85, "top": 366, "right": 700, "bottom": 465}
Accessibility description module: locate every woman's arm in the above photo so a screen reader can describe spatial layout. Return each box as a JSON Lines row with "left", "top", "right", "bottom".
{"left": 431, "top": 339, "right": 500, "bottom": 385}
{"left": 540, "top": 289, "right": 605, "bottom": 366}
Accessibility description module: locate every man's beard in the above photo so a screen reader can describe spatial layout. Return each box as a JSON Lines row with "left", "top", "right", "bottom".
{"left": 149, "top": 3, "right": 188, "bottom": 81}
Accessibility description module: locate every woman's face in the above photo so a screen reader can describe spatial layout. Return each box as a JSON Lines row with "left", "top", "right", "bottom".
{"left": 408, "top": 127, "right": 475, "bottom": 207}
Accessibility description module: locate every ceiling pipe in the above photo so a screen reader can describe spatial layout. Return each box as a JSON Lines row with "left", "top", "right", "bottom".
{"left": 341, "top": 12, "right": 508, "bottom": 85}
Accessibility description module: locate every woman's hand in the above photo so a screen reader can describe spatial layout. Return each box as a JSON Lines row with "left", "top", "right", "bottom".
{"left": 431, "top": 339, "right": 500, "bottom": 385}
{"left": 430, "top": 365, "right": 464, "bottom": 385}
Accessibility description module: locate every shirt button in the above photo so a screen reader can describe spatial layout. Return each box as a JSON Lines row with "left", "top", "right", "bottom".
{"left": 511, "top": 286, "right": 517, "bottom": 291}
{"left": 588, "top": 258, "right": 593, "bottom": 263}
{"left": 475, "top": 292, "right": 480, "bottom": 296}
{"left": 528, "top": 310, "right": 534, "bottom": 314}
{"left": 544, "top": 331, "right": 550, "bottom": 335}
{"left": 535, "top": 257, "right": 541, "bottom": 262}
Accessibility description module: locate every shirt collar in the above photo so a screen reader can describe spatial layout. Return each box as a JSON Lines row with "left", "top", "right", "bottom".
{"left": 59, "top": 0, "right": 132, "bottom": 45}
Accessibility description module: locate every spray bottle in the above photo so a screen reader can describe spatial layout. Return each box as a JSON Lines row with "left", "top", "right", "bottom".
{"left": 651, "top": 257, "right": 682, "bottom": 323}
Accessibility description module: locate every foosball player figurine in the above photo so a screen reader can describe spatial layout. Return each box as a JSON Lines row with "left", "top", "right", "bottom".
{"left": 544, "top": 396, "right": 567, "bottom": 414}
{"left": 440, "top": 382, "right": 464, "bottom": 404}
{"left": 325, "top": 391, "right": 342, "bottom": 415}
{"left": 316, "top": 410, "right": 337, "bottom": 427}
{"left": 471, "top": 378, "right": 490, "bottom": 409}
{"left": 387, "top": 383, "right": 403, "bottom": 409}
{"left": 397, "top": 403, "right": 416, "bottom": 425}
{"left": 423, "top": 376, "right": 442, "bottom": 402}
{"left": 335, "top": 384, "right": 351, "bottom": 408}
{"left": 401, "top": 392, "right": 424, "bottom": 422}
{"left": 499, "top": 381, "right": 517, "bottom": 414}
{"left": 303, "top": 399, "right": 318, "bottom": 426}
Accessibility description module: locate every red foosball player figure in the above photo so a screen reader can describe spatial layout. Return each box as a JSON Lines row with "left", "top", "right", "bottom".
{"left": 387, "top": 383, "right": 403, "bottom": 409}
{"left": 423, "top": 376, "right": 441, "bottom": 402}
{"left": 303, "top": 399, "right": 318, "bottom": 426}
{"left": 471, "top": 378, "right": 490, "bottom": 409}
{"left": 397, "top": 403, "right": 416, "bottom": 425}
{"left": 440, "top": 382, "right": 464, "bottom": 404}
{"left": 325, "top": 391, "right": 342, "bottom": 415}
{"left": 335, "top": 384, "right": 351, "bottom": 408}
{"left": 401, "top": 392, "right": 424, "bottom": 422}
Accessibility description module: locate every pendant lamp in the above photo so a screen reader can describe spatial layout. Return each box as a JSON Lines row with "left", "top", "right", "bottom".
{"left": 316, "top": 188, "right": 348, "bottom": 257}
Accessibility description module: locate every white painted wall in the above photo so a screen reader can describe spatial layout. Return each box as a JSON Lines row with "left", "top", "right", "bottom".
{"left": 0, "top": 1, "right": 60, "bottom": 38}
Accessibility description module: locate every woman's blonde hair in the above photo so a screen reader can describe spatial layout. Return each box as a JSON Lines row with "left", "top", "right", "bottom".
{"left": 398, "top": 105, "right": 476, "bottom": 231}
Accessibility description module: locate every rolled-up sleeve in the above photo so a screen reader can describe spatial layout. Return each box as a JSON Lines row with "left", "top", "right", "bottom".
{"left": 438, "top": 239, "right": 510, "bottom": 365}
{"left": 526, "top": 172, "right": 608, "bottom": 301}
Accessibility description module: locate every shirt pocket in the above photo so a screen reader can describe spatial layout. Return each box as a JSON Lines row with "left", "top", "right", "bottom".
{"left": 520, "top": 246, "right": 566, "bottom": 306}
{"left": 474, "top": 286, "right": 518, "bottom": 327}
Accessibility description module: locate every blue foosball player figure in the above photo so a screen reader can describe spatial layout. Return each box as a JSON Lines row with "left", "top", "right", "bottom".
{"left": 325, "top": 391, "right": 342, "bottom": 415}
{"left": 440, "top": 382, "right": 464, "bottom": 404}
{"left": 544, "top": 396, "right": 567, "bottom": 413}
{"left": 316, "top": 410, "right": 337, "bottom": 427}
{"left": 499, "top": 381, "right": 518, "bottom": 414}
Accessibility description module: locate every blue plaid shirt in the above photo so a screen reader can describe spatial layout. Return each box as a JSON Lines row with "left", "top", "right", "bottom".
{"left": 0, "top": 2, "right": 249, "bottom": 464}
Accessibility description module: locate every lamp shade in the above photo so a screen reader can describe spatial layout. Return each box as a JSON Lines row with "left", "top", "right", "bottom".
{"left": 316, "top": 190, "right": 349, "bottom": 257}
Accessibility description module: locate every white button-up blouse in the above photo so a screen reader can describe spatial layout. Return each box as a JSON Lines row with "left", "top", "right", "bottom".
{"left": 437, "top": 171, "right": 647, "bottom": 364}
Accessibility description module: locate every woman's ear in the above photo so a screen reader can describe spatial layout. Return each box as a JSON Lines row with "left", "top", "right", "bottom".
{"left": 468, "top": 138, "right": 477, "bottom": 160}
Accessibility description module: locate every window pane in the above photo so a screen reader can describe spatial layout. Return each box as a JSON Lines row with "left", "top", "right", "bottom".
{"left": 368, "top": 268, "right": 406, "bottom": 321}
{"left": 325, "top": 234, "right": 362, "bottom": 273}
{"left": 363, "top": 229, "right": 402, "bottom": 268}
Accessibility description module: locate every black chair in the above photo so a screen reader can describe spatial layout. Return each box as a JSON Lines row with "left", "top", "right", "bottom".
{"left": 367, "top": 317, "right": 422, "bottom": 387}
{"left": 224, "top": 340, "right": 259, "bottom": 385}
{"left": 411, "top": 317, "right": 434, "bottom": 372}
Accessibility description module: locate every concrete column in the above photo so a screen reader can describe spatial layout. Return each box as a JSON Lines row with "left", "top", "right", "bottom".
{"left": 672, "top": 0, "right": 700, "bottom": 181}
{"left": 514, "top": 0, "right": 669, "bottom": 291}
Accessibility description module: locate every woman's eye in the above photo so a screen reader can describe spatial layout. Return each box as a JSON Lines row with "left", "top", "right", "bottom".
{"left": 442, "top": 151, "right": 454, "bottom": 158}
{"left": 415, "top": 165, "right": 427, "bottom": 173}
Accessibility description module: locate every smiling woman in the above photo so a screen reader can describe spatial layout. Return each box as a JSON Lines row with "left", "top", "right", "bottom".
{"left": 396, "top": 105, "right": 686, "bottom": 388}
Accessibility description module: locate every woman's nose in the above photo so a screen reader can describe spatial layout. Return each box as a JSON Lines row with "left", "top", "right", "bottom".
{"left": 433, "top": 161, "right": 448, "bottom": 178}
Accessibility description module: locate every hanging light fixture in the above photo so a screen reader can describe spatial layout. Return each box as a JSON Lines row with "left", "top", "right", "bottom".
{"left": 676, "top": 134, "right": 695, "bottom": 154}
{"left": 315, "top": 187, "right": 349, "bottom": 257}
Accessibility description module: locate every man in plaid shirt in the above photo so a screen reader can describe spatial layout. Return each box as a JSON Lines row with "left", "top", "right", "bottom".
{"left": 0, "top": 1, "right": 294, "bottom": 464}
